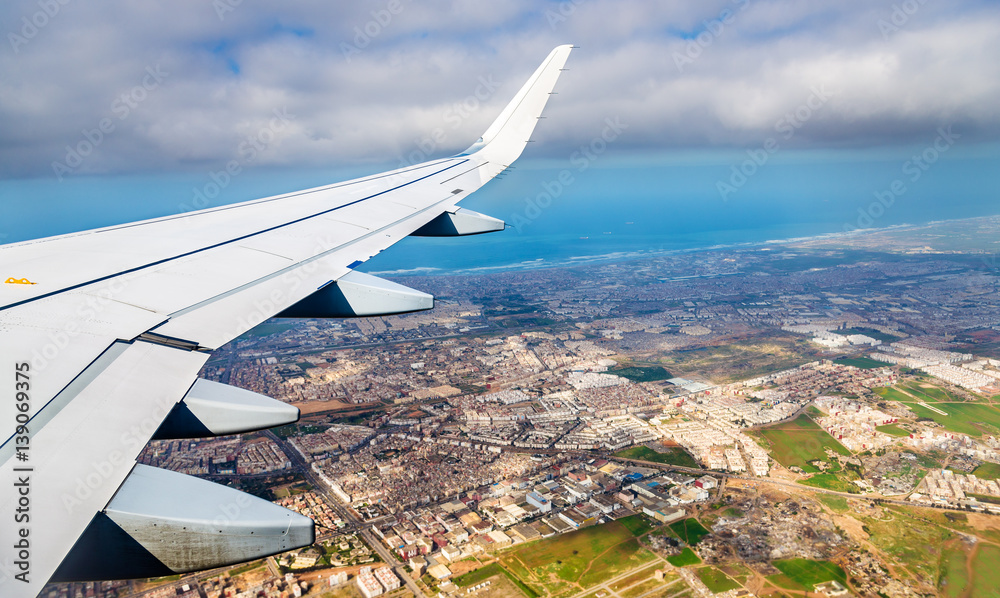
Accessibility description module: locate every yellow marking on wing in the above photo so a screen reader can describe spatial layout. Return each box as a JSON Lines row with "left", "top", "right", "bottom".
{"left": 5, "top": 277, "right": 37, "bottom": 285}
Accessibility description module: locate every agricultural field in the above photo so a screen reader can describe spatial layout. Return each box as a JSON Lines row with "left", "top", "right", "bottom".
{"left": 798, "top": 473, "right": 858, "bottom": 493}
{"left": 970, "top": 544, "right": 1000, "bottom": 597}
{"left": 905, "top": 402, "right": 1000, "bottom": 437}
{"left": 617, "top": 514, "right": 656, "bottom": 537}
{"left": 900, "top": 381, "right": 965, "bottom": 403}
{"left": 695, "top": 567, "right": 741, "bottom": 593}
{"left": 875, "top": 423, "right": 910, "bottom": 437}
{"left": 499, "top": 520, "right": 657, "bottom": 598}
{"left": 834, "top": 356, "right": 891, "bottom": 369}
{"left": 874, "top": 386, "right": 917, "bottom": 402}
{"left": 769, "top": 559, "right": 846, "bottom": 591}
{"left": 973, "top": 462, "right": 1000, "bottom": 480}
{"left": 666, "top": 548, "right": 701, "bottom": 567}
{"left": 816, "top": 494, "right": 849, "bottom": 513}
{"left": 756, "top": 414, "right": 851, "bottom": 472}
{"left": 939, "top": 543, "right": 970, "bottom": 598}
{"left": 667, "top": 519, "right": 711, "bottom": 545}
{"left": 614, "top": 445, "right": 699, "bottom": 468}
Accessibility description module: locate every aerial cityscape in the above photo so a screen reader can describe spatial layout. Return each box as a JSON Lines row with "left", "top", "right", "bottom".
{"left": 40, "top": 216, "right": 1000, "bottom": 598}
{"left": 4, "top": 1, "right": 1000, "bottom": 597}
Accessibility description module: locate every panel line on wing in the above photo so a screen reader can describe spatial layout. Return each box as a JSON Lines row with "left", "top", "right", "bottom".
{"left": 0, "top": 159, "right": 470, "bottom": 313}
{"left": 0, "top": 340, "right": 130, "bottom": 463}
{"left": 162, "top": 192, "right": 461, "bottom": 320}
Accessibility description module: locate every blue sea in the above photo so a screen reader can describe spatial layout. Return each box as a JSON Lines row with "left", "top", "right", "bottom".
{"left": 2, "top": 144, "right": 999, "bottom": 276}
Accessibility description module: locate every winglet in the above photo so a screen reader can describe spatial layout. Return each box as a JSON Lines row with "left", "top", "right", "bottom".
{"left": 462, "top": 45, "right": 573, "bottom": 165}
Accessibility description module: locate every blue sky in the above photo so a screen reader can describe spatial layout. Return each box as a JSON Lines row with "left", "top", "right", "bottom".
{"left": 1, "top": 1, "right": 999, "bottom": 253}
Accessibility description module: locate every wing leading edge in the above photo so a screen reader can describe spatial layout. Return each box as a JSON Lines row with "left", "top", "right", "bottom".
{"left": 0, "top": 45, "right": 572, "bottom": 597}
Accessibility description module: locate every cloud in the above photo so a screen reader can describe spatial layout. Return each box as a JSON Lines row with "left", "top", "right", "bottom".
{"left": 1, "top": 0, "right": 998, "bottom": 179}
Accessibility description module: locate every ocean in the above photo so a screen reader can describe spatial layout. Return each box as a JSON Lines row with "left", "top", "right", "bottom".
{"left": 2, "top": 145, "right": 998, "bottom": 275}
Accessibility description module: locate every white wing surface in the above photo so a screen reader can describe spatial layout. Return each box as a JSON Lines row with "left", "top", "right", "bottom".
{"left": 0, "top": 45, "right": 572, "bottom": 597}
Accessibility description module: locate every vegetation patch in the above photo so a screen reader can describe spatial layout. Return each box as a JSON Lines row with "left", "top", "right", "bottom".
{"left": 666, "top": 547, "right": 702, "bottom": 567}
{"left": 503, "top": 520, "right": 655, "bottom": 595}
{"left": 695, "top": 567, "right": 741, "bottom": 593}
{"left": 770, "top": 559, "right": 846, "bottom": 590}
{"left": 973, "top": 462, "right": 1000, "bottom": 480}
{"left": 757, "top": 415, "right": 851, "bottom": 472}
{"left": 454, "top": 563, "right": 505, "bottom": 587}
{"left": 875, "top": 424, "right": 910, "bottom": 437}
{"left": 971, "top": 544, "right": 1000, "bottom": 598}
{"left": 667, "top": 519, "right": 711, "bottom": 545}
{"left": 905, "top": 402, "right": 1000, "bottom": 437}
{"left": 874, "top": 386, "right": 917, "bottom": 402}
{"left": 241, "top": 321, "right": 297, "bottom": 338}
{"left": 939, "top": 544, "right": 970, "bottom": 598}
{"left": 614, "top": 445, "right": 699, "bottom": 468}
{"left": 834, "top": 356, "right": 890, "bottom": 369}
{"left": 816, "top": 494, "right": 849, "bottom": 513}
{"left": 618, "top": 514, "right": 656, "bottom": 537}
{"left": 799, "top": 474, "right": 858, "bottom": 493}
{"left": 613, "top": 365, "right": 673, "bottom": 382}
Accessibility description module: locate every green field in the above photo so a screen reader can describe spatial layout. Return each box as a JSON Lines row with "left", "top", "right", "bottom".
{"left": 973, "top": 462, "right": 1000, "bottom": 480}
{"left": 971, "top": 544, "right": 1000, "bottom": 598}
{"left": 667, "top": 519, "right": 711, "bottom": 545}
{"left": 876, "top": 424, "right": 910, "bottom": 437}
{"left": 618, "top": 514, "right": 656, "bottom": 537}
{"left": 834, "top": 356, "right": 890, "bottom": 369}
{"left": 696, "top": 567, "right": 741, "bottom": 593}
{"left": 241, "top": 321, "right": 297, "bottom": 338}
{"left": 757, "top": 414, "right": 851, "bottom": 472}
{"left": 453, "top": 563, "right": 538, "bottom": 597}
{"left": 875, "top": 386, "right": 918, "bottom": 402}
{"left": 906, "top": 402, "right": 1000, "bottom": 437}
{"left": 453, "top": 563, "right": 503, "bottom": 587}
{"left": 614, "top": 445, "right": 699, "bottom": 468}
{"left": 901, "top": 381, "right": 965, "bottom": 403}
{"left": 770, "top": 559, "right": 846, "bottom": 590}
{"left": 816, "top": 494, "right": 850, "bottom": 513}
{"left": 798, "top": 473, "right": 858, "bottom": 493}
{"left": 501, "top": 520, "right": 656, "bottom": 597}
{"left": 613, "top": 366, "right": 673, "bottom": 382}
{"left": 940, "top": 545, "right": 970, "bottom": 598}
{"left": 667, "top": 547, "right": 702, "bottom": 567}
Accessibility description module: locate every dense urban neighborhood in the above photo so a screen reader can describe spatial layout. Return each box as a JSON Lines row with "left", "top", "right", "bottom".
{"left": 42, "top": 217, "right": 1000, "bottom": 598}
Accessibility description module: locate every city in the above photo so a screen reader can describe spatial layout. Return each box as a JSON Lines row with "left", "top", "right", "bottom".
{"left": 42, "top": 216, "right": 1000, "bottom": 598}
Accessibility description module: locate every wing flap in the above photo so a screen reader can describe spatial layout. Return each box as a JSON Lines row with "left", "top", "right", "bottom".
{"left": 0, "top": 341, "right": 209, "bottom": 597}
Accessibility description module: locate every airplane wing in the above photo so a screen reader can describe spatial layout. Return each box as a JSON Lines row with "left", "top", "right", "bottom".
{"left": 0, "top": 45, "right": 572, "bottom": 596}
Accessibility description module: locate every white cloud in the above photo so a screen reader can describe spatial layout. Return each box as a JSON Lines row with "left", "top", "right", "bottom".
{"left": 1, "top": 0, "right": 998, "bottom": 178}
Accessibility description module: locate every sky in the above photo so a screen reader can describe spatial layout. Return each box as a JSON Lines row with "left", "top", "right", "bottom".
{"left": 2, "top": 0, "right": 999, "bottom": 266}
